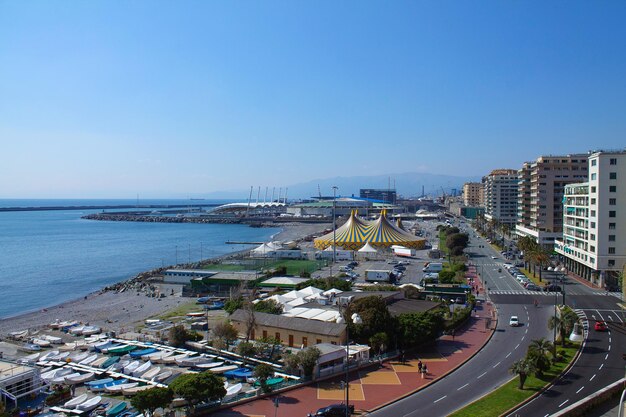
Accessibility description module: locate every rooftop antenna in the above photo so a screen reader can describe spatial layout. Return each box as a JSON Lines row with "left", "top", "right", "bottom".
{"left": 318, "top": 184, "right": 322, "bottom": 199}
{"left": 256, "top": 186, "right": 260, "bottom": 204}
{"left": 246, "top": 186, "right": 253, "bottom": 217}
{"left": 284, "top": 187, "right": 288, "bottom": 204}
{"left": 264, "top": 186, "right": 268, "bottom": 204}
{"left": 272, "top": 187, "right": 276, "bottom": 203}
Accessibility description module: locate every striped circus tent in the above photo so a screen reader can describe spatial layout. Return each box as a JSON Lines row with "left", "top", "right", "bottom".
{"left": 396, "top": 218, "right": 407, "bottom": 231}
{"left": 363, "top": 210, "right": 426, "bottom": 249}
{"left": 314, "top": 210, "right": 371, "bottom": 250}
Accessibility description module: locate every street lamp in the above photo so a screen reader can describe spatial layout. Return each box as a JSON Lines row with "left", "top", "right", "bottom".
{"left": 548, "top": 266, "right": 558, "bottom": 356}
{"left": 337, "top": 306, "right": 361, "bottom": 417}
{"left": 330, "top": 186, "right": 338, "bottom": 278}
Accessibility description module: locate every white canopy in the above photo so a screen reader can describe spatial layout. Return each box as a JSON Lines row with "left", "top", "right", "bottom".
{"left": 358, "top": 242, "right": 378, "bottom": 253}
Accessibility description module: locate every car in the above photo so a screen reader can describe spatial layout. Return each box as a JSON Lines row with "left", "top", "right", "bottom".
{"left": 544, "top": 284, "right": 562, "bottom": 292}
{"left": 526, "top": 284, "right": 541, "bottom": 291}
{"left": 491, "top": 256, "right": 497, "bottom": 259}
{"left": 509, "top": 316, "right": 520, "bottom": 327}
{"left": 595, "top": 321, "right": 608, "bottom": 331}
{"left": 308, "top": 404, "right": 355, "bottom": 417}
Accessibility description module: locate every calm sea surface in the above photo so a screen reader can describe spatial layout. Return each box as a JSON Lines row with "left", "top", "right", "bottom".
{"left": 0, "top": 199, "right": 279, "bottom": 319}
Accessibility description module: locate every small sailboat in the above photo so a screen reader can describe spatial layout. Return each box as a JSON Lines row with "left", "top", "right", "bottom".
{"left": 106, "top": 382, "right": 138, "bottom": 394}
{"left": 122, "top": 384, "right": 151, "bottom": 396}
{"left": 52, "top": 372, "right": 81, "bottom": 384}
{"left": 79, "top": 354, "right": 99, "bottom": 365}
{"left": 105, "top": 401, "right": 127, "bottom": 416}
{"left": 32, "top": 338, "right": 52, "bottom": 348}
{"left": 90, "top": 378, "right": 128, "bottom": 393}
{"left": 76, "top": 395, "right": 102, "bottom": 412}
{"left": 18, "top": 352, "right": 41, "bottom": 364}
{"left": 224, "top": 382, "right": 243, "bottom": 399}
{"left": 132, "top": 361, "right": 152, "bottom": 377}
{"left": 148, "top": 350, "right": 174, "bottom": 363}
{"left": 177, "top": 356, "right": 212, "bottom": 367}
{"left": 65, "top": 372, "right": 95, "bottom": 384}
{"left": 194, "top": 361, "right": 224, "bottom": 370}
{"left": 152, "top": 370, "right": 173, "bottom": 382}
{"left": 140, "top": 366, "right": 161, "bottom": 380}
{"left": 162, "top": 353, "right": 189, "bottom": 364}
{"left": 123, "top": 360, "right": 141, "bottom": 375}
{"left": 210, "top": 365, "right": 238, "bottom": 374}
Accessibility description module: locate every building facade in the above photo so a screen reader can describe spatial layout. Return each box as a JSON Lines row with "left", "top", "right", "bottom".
{"left": 555, "top": 150, "right": 626, "bottom": 288}
{"left": 360, "top": 188, "right": 397, "bottom": 204}
{"left": 463, "top": 182, "right": 483, "bottom": 207}
{"left": 516, "top": 155, "right": 588, "bottom": 248}
{"left": 483, "top": 169, "right": 519, "bottom": 226}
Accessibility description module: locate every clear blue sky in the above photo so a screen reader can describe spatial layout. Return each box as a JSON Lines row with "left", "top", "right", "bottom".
{"left": 1, "top": 1, "right": 625, "bottom": 198}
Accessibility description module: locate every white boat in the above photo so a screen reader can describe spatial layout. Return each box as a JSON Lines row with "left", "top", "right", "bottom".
{"left": 9, "top": 330, "right": 29, "bottom": 340}
{"left": 122, "top": 385, "right": 151, "bottom": 396}
{"left": 81, "top": 326, "right": 101, "bottom": 336}
{"left": 90, "top": 357, "right": 109, "bottom": 368}
{"left": 60, "top": 341, "right": 87, "bottom": 351}
{"left": 132, "top": 361, "right": 152, "bottom": 377}
{"left": 79, "top": 354, "right": 99, "bottom": 365}
{"left": 143, "top": 350, "right": 173, "bottom": 362}
{"left": 69, "top": 325, "right": 86, "bottom": 335}
{"left": 64, "top": 393, "right": 89, "bottom": 408}
{"left": 76, "top": 395, "right": 102, "bottom": 411}
{"left": 65, "top": 372, "right": 95, "bottom": 384}
{"left": 20, "top": 343, "right": 41, "bottom": 352}
{"left": 49, "top": 351, "right": 70, "bottom": 361}
{"left": 152, "top": 370, "right": 173, "bottom": 382}
{"left": 52, "top": 372, "right": 81, "bottom": 384}
{"left": 39, "top": 350, "right": 60, "bottom": 361}
{"left": 32, "top": 338, "right": 52, "bottom": 347}
{"left": 68, "top": 351, "right": 89, "bottom": 363}
{"left": 224, "top": 382, "right": 242, "bottom": 399}
{"left": 177, "top": 356, "right": 212, "bottom": 367}
{"left": 110, "top": 359, "right": 131, "bottom": 372}
{"left": 42, "top": 335, "right": 63, "bottom": 344}
{"left": 106, "top": 382, "right": 138, "bottom": 393}
{"left": 210, "top": 365, "right": 238, "bottom": 374}
{"left": 18, "top": 353, "right": 41, "bottom": 364}
{"left": 161, "top": 353, "right": 189, "bottom": 364}
{"left": 123, "top": 360, "right": 141, "bottom": 374}
{"left": 140, "top": 366, "right": 161, "bottom": 380}
{"left": 195, "top": 361, "right": 224, "bottom": 370}
{"left": 41, "top": 368, "right": 73, "bottom": 381}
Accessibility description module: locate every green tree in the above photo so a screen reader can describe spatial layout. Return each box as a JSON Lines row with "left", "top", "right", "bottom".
{"left": 282, "top": 352, "right": 301, "bottom": 374}
{"left": 509, "top": 359, "right": 537, "bottom": 389}
{"left": 224, "top": 297, "right": 244, "bottom": 315}
{"left": 169, "top": 373, "right": 226, "bottom": 411}
{"left": 130, "top": 387, "right": 173, "bottom": 417}
{"left": 438, "top": 270, "right": 457, "bottom": 283}
{"left": 526, "top": 339, "right": 552, "bottom": 378}
{"left": 236, "top": 341, "right": 257, "bottom": 365}
{"left": 212, "top": 321, "right": 239, "bottom": 349}
{"left": 548, "top": 308, "right": 579, "bottom": 348}
{"left": 253, "top": 299, "right": 283, "bottom": 315}
{"left": 397, "top": 311, "right": 442, "bottom": 349}
{"left": 254, "top": 363, "right": 275, "bottom": 393}
{"left": 369, "top": 332, "right": 389, "bottom": 355}
{"left": 257, "top": 335, "right": 281, "bottom": 360}
{"left": 168, "top": 325, "right": 202, "bottom": 348}
{"left": 297, "top": 347, "right": 321, "bottom": 378}
{"left": 350, "top": 295, "right": 393, "bottom": 343}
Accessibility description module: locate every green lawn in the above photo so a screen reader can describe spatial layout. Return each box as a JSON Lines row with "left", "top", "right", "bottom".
{"left": 449, "top": 345, "right": 579, "bottom": 417}
{"left": 155, "top": 301, "right": 203, "bottom": 321}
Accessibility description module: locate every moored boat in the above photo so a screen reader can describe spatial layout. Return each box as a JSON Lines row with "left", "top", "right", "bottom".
{"left": 107, "top": 345, "right": 138, "bottom": 355}
{"left": 90, "top": 378, "right": 128, "bottom": 393}
{"left": 65, "top": 372, "right": 95, "bottom": 384}
{"left": 140, "top": 366, "right": 161, "bottom": 380}
{"left": 64, "top": 393, "right": 88, "bottom": 408}
{"left": 132, "top": 361, "right": 152, "bottom": 377}
{"left": 194, "top": 361, "right": 224, "bottom": 370}
{"left": 123, "top": 360, "right": 141, "bottom": 374}
{"left": 105, "top": 382, "right": 138, "bottom": 394}
{"left": 76, "top": 395, "right": 102, "bottom": 411}
{"left": 122, "top": 385, "right": 151, "bottom": 396}
{"left": 105, "top": 401, "right": 127, "bottom": 416}
{"left": 210, "top": 365, "right": 238, "bottom": 374}
{"left": 129, "top": 348, "right": 157, "bottom": 359}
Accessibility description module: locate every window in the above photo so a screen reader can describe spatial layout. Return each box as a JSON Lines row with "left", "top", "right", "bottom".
{"left": 591, "top": 221, "right": 596, "bottom": 228}
{"left": 317, "top": 339, "right": 322, "bottom": 344}
{"left": 262, "top": 330, "right": 267, "bottom": 339}
{"left": 608, "top": 247, "right": 616, "bottom": 254}
{"left": 609, "top": 223, "right": 616, "bottom": 229}
{"left": 591, "top": 159, "right": 597, "bottom": 166}
{"left": 610, "top": 198, "right": 616, "bottom": 205}
{"left": 591, "top": 186, "right": 597, "bottom": 193}
{"left": 591, "top": 198, "right": 596, "bottom": 205}
{"left": 591, "top": 210, "right": 596, "bottom": 217}
{"left": 610, "top": 172, "right": 617, "bottom": 179}
{"left": 608, "top": 260, "right": 615, "bottom": 267}
{"left": 609, "top": 211, "right": 616, "bottom": 217}
{"left": 610, "top": 185, "right": 617, "bottom": 192}
{"left": 610, "top": 158, "right": 617, "bottom": 165}
{"left": 590, "top": 234, "right": 596, "bottom": 241}
{"left": 609, "top": 235, "right": 616, "bottom": 241}
{"left": 591, "top": 173, "right": 597, "bottom": 180}
{"left": 302, "top": 337, "right": 308, "bottom": 348}
{"left": 590, "top": 245, "right": 595, "bottom": 252}
{"left": 275, "top": 332, "right": 281, "bottom": 342}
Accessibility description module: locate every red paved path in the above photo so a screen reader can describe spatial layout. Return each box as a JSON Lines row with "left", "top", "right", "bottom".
{"left": 213, "top": 267, "right": 495, "bottom": 416}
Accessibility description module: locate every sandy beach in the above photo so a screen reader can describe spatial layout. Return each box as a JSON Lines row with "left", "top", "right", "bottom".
{"left": 0, "top": 222, "right": 329, "bottom": 337}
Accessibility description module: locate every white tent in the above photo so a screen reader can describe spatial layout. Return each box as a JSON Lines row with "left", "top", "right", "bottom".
{"left": 358, "top": 242, "right": 378, "bottom": 253}
{"left": 298, "top": 286, "right": 324, "bottom": 296}
{"left": 251, "top": 243, "right": 274, "bottom": 255}
{"left": 267, "top": 241, "right": 283, "bottom": 250}
{"left": 322, "top": 288, "right": 343, "bottom": 297}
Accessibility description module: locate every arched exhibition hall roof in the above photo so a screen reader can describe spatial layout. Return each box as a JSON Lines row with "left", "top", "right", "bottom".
{"left": 210, "top": 201, "right": 285, "bottom": 214}
{"left": 314, "top": 210, "right": 426, "bottom": 250}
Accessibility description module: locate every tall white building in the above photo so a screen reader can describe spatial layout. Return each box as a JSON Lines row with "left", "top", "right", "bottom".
{"left": 483, "top": 169, "right": 518, "bottom": 226}
{"left": 516, "top": 155, "right": 588, "bottom": 248}
{"left": 555, "top": 150, "right": 626, "bottom": 288}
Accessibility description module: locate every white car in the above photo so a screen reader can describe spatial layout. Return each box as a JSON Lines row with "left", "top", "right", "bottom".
{"left": 509, "top": 316, "right": 520, "bottom": 327}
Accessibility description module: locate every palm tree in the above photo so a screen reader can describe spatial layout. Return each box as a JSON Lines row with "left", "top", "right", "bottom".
{"left": 527, "top": 338, "right": 553, "bottom": 376}
{"left": 509, "top": 359, "right": 537, "bottom": 389}
{"left": 534, "top": 248, "right": 551, "bottom": 282}
{"left": 529, "top": 338, "right": 553, "bottom": 357}
{"left": 548, "top": 309, "right": 579, "bottom": 348}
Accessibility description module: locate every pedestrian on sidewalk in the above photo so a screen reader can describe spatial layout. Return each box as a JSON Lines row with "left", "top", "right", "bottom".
{"left": 417, "top": 360, "right": 423, "bottom": 374}
{"left": 422, "top": 364, "right": 428, "bottom": 378}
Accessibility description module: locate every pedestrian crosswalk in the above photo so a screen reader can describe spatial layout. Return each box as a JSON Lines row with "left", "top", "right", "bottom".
{"left": 488, "top": 289, "right": 622, "bottom": 297}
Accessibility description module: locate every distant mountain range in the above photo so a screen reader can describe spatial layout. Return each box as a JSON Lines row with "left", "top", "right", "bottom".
{"left": 190, "top": 172, "right": 481, "bottom": 200}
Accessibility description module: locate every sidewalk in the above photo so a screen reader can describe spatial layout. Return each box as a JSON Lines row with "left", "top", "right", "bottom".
{"left": 213, "top": 268, "right": 495, "bottom": 417}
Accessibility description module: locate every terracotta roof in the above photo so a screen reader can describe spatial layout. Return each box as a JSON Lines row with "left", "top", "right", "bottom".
{"left": 230, "top": 310, "right": 346, "bottom": 337}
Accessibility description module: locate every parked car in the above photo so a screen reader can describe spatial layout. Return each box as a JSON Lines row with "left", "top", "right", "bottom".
{"left": 308, "top": 404, "right": 355, "bottom": 417}
{"left": 509, "top": 316, "right": 520, "bottom": 327}
{"left": 526, "top": 284, "right": 542, "bottom": 291}
{"left": 544, "top": 284, "right": 562, "bottom": 292}
{"left": 594, "top": 321, "right": 608, "bottom": 332}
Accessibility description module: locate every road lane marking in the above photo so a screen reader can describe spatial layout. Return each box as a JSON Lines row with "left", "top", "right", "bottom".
{"left": 608, "top": 315, "right": 613, "bottom": 321}
{"left": 608, "top": 345, "right": 611, "bottom": 351}
{"left": 515, "top": 344, "right": 520, "bottom": 349}
{"left": 525, "top": 329, "right": 528, "bottom": 334}
{"left": 599, "top": 364, "right": 604, "bottom": 370}
{"left": 576, "top": 386, "right": 584, "bottom": 394}
{"left": 609, "top": 337, "right": 611, "bottom": 343}
{"left": 590, "top": 374, "right": 596, "bottom": 381}
{"left": 605, "top": 354, "right": 609, "bottom": 360}
{"left": 477, "top": 372, "right": 487, "bottom": 379}
{"left": 457, "top": 383, "right": 469, "bottom": 391}
{"left": 521, "top": 336, "right": 525, "bottom": 341}
{"left": 434, "top": 395, "right": 447, "bottom": 403}
{"left": 559, "top": 400, "right": 569, "bottom": 408}
{"left": 493, "top": 361, "right": 501, "bottom": 368}
{"left": 506, "top": 352, "right": 511, "bottom": 358}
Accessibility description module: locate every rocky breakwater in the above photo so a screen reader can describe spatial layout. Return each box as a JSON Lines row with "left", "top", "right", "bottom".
{"left": 82, "top": 212, "right": 242, "bottom": 224}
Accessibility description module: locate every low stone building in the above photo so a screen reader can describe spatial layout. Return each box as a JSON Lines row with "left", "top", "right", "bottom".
{"left": 229, "top": 310, "right": 346, "bottom": 348}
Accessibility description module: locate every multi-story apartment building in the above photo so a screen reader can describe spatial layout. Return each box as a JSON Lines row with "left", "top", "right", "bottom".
{"left": 516, "top": 155, "right": 588, "bottom": 248}
{"left": 463, "top": 182, "right": 483, "bottom": 207}
{"left": 483, "top": 169, "right": 518, "bottom": 226}
{"left": 555, "top": 150, "right": 626, "bottom": 289}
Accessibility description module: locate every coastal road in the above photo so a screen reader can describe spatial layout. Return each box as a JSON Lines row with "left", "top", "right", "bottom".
{"left": 506, "top": 294, "right": 626, "bottom": 417}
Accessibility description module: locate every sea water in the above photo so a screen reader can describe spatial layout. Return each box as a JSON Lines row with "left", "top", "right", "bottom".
{"left": 0, "top": 200, "right": 279, "bottom": 319}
